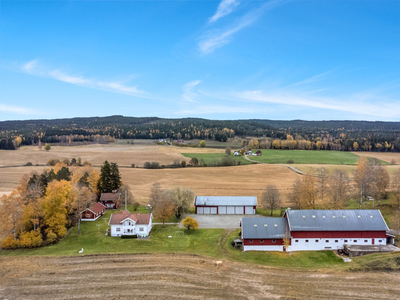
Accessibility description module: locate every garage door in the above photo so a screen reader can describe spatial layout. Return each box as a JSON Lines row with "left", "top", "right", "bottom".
{"left": 245, "top": 206, "right": 254, "bottom": 214}
{"left": 203, "top": 207, "right": 211, "bottom": 214}
{"left": 235, "top": 206, "right": 244, "bottom": 214}
{"left": 227, "top": 206, "right": 235, "bottom": 214}
{"left": 210, "top": 207, "right": 217, "bottom": 214}
{"left": 219, "top": 206, "right": 227, "bottom": 214}
{"left": 197, "top": 207, "right": 203, "bottom": 214}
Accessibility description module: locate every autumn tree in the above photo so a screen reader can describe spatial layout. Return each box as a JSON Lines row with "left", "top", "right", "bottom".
{"left": 72, "top": 184, "right": 94, "bottom": 235}
{"left": 225, "top": 147, "right": 231, "bottom": 156}
{"left": 391, "top": 169, "right": 400, "bottom": 209}
{"left": 261, "top": 185, "right": 281, "bottom": 216}
{"left": 299, "top": 174, "right": 318, "bottom": 209}
{"left": 374, "top": 164, "right": 390, "bottom": 206}
{"left": 169, "top": 186, "right": 194, "bottom": 218}
{"left": 44, "top": 143, "right": 51, "bottom": 151}
{"left": 288, "top": 179, "right": 302, "bottom": 209}
{"left": 199, "top": 140, "right": 206, "bottom": 147}
{"left": 182, "top": 216, "right": 199, "bottom": 233}
{"left": 327, "top": 170, "right": 350, "bottom": 209}
{"left": 151, "top": 189, "right": 175, "bottom": 226}
{"left": 316, "top": 167, "right": 329, "bottom": 203}
{"left": 353, "top": 157, "right": 373, "bottom": 209}
{"left": 0, "top": 192, "right": 24, "bottom": 239}
{"left": 248, "top": 138, "right": 259, "bottom": 150}
{"left": 149, "top": 182, "right": 162, "bottom": 209}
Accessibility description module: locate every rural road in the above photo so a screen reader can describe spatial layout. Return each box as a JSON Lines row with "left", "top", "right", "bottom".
{"left": 244, "top": 155, "right": 304, "bottom": 175}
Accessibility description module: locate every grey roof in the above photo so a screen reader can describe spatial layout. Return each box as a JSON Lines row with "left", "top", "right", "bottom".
{"left": 241, "top": 217, "right": 287, "bottom": 239}
{"left": 194, "top": 196, "right": 257, "bottom": 207}
{"left": 286, "top": 209, "right": 389, "bottom": 232}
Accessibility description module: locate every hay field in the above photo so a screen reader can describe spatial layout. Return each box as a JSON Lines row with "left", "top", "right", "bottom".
{"left": 353, "top": 151, "right": 400, "bottom": 164}
{"left": 1, "top": 253, "right": 399, "bottom": 299}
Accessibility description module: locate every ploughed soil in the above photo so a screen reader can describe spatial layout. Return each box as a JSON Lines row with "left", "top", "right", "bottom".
{"left": 0, "top": 253, "right": 399, "bottom": 299}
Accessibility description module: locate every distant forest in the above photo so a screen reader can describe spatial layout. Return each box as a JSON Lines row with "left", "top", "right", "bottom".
{"left": 1, "top": 115, "right": 400, "bottom": 152}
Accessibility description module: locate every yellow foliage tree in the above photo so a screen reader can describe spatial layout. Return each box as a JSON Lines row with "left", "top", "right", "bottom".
{"left": 182, "top": 216, "right": 199, "bottom": 232}
{"left": 353, "top": 142, "right": 359, "bottom": 151}
{"left": 19, "top": 230, "right": 43, "bottom": 248}
{"left": 272, "top": 139, "right": 280, "bottom": 149}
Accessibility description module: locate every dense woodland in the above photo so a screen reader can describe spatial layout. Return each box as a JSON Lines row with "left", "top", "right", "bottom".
{"left": 1, "top": 115, "right": 400, "bottom": 152}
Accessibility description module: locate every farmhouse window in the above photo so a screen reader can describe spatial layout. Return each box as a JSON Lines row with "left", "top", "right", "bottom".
{"left": 139, "top": 227, "right": 144, "bottom": 232}
{"left": 305, "top": 240, "right": 309, "bottom": 243}
{"left": 116, "top": 228, "right": 120, "bottom": 232}
{"left": 260, "top": 240, "right": 264, "bottom": 243}
{"left": 379, "top": 240, "right": 382, "bottom": 242}
{"left": 272, "top": 240, "right": 276, "bottom": 243}
{"left": 250, "top": 240, "right": 253, "bottom": 243}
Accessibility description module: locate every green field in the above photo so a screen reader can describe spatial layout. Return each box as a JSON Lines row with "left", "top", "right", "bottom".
{"left": 181, "top": 153, "right": 252, "bottom": 165}
{"left": 250, "top": 150, "right": 388, "bottom": 165}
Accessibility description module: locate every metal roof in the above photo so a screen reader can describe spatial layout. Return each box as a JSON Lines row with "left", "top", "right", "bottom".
{"left": 194, "top": 196, "right": 257, "bottom": 206}
{"left": 241, "top": 217, "right": 287, "bottom": 239}
{"left": 286, "top": 209, "right": 388, "bottom": 232}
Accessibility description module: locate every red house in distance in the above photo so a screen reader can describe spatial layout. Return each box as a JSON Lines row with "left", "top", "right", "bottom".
{"left": 81, "top": 202, "right": 106, "bottom": 221}
{"left": 100, "top": 190, "right": 121, "bottom": 209}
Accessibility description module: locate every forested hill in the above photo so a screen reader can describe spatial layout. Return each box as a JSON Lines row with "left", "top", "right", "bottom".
{"left": 1, "top": 115, "right": 400, "bottom": 152}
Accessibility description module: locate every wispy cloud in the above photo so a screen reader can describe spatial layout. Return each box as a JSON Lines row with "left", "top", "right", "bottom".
{"left": 0, "top": 104, "right": 35, "bottom": 115}
{"left": 209, "top": 0, "right": 241, "bottom": 23}
{"left": 182, "top": 80, "right": 202, "bottom": 102}
{"left": 198, "top": 0, "right": 287, "bottom": 55}
{"left": 21, "top": 60, "right": 148, "bottom": 98}
{"left": 175, "top": 105, "right": 255, "bottom": 116}
{"left": 291, "top": 70, "right": 333, "bottom": 86}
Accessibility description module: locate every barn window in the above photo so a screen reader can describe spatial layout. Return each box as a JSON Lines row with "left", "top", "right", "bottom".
{"left": 272, "top": 240, "right": 276, "bottom": 243}
{"left": 295, "top": 240, "right": 299, "bottom": 242}
{"left": 325, "top": 240, "right": 329, "bottom": 243}
{"left": 85, "top": 214, "right": 90, "bottom": 218}
{"left": 322, "top": 216, "right": 326, "bottom": 218}
{"left": 364, "top": 240, "right": 368, "bottom": 242}
{"left": 354, "top": 240, "right": 357, "bottom": 243}
{"left": 332, "top": 215, "right": 336, "bottom": 218}
{"left": 335, "top": 240, "right": 338, "bottom": 243}
{"left": 305, "top": 240, "right": 309, "bottom": 243}
{"left": 344, "top": 240, "right": 348, "bottom": 243}
{"left": 315, "top": 240, "right": 319, "bottom": 242}
{"left": 379, "top": 240, "right": 382, "bottom": 242}
{"left": 260, "top": 240, "right": 264, "bottom": 243}
{"left": 250, "top": 240, "right": 253, "bottom": 243}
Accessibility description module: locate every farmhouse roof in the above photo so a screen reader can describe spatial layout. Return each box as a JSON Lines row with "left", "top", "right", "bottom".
{"left": 100, "top": 192, "right": 121, "bottom": 201}
{"left": 286, "top": 209, "right": 389, "bottom": 232}
{"left": 194, "top": 196, "right": 257, "bottom": 207}
{"left": 241, "top": 217, "right": 287, "bottom": 239}
{"left": 82, "top": 202, "right": 106, "bottom": 214}
{"left": 109, "top": 210, "right": 151, "bottom": 225}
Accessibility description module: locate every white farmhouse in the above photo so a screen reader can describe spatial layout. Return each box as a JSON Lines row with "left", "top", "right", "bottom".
{"left": 108, "top": 210, "right": 153, "bottom": 237}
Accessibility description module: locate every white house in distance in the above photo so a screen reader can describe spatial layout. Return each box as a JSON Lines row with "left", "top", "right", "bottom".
{"left": 108, "top": 210, "right": 153, "bottom": 237}
{"left": 194, "top": 196, "right": 257, "bottom": 214}
{"left": 241, "top": 209, "right": 394, "bottom": 252}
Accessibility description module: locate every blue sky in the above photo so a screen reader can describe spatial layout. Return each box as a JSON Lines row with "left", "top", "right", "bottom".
{"left": 1, "top": 0, "right": 400, "bottom": 121}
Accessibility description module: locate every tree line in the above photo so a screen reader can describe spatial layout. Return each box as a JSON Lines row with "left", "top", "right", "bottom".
{"left": 3, "top": 116, "right": 400, "bottom": 152}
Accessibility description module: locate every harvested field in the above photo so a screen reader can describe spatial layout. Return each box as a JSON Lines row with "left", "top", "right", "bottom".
{"left": 353, "top": 151, "right": 400, "bottom": 164}
{"left": 1, "top": 253, "right": 399, "bottom": 299}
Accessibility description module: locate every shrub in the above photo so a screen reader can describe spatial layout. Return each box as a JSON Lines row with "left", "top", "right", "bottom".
{"left": 391, "top": 159, "right": 396, "bottom": 165}
{"left": 83, "top": 160, "right": 91, "bottom": 166}
{"left": 144, "top": 162, "right": 160, "bottom": 169}
{"left": 44, "top": 143, "right": 51, "bottom": 151}
{"left": 131, "top": 163, "right": 135, "bottom": 168}
{"left": 181, "top": 161, "right": 186, "bottom": 167}
{"left": 190, "top": 157, "right": 199, "bottom": 166}
{"left": 71, "top": 158, "right": 77, "bottom": 165}
{"left": 133, "top": 202, "right": 140, "bottom": 211}
{"left": 287, "top": 159, "right": 294, "bottom": 164}
{"left": 199, "top": 140, "right": 206, "bottom": 147}
{"left": 121, "top": 235, "right": 138, "bottom": 239}
{"left": 25, "top": 162, "right": 33, "bottom": 166}
{"left": 19, "top": 230, "right": 43, "bottom": 248}
{"left": 47, "top": 159, "right": 60, "bottom": 166}
{"left": 1, "top": 235, "right": 20, "bottom": 249}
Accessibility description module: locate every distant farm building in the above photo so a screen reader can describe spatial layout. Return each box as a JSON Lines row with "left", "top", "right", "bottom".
{"left": 255, "top": 150, "right": 262, "bottom": 156}
{"left": 81, "top": 202, "right": 106, "bottom": 221}
{"left": 100, "top": 191, "right": 121, "bottom": 209}
{"left": 233, "top": 151, "right": 240, "bottom": 156}
{"left": 177, "top": 139, "right": 185, "bottom": 144}
{"left": 241, "top": 209, "right": 395, "bottom": 252}
{"left": 194, "top": 196, "right": 257, "bottom": 215}
{"left": 108, "top": 210, "right": 153, "bottom": 237}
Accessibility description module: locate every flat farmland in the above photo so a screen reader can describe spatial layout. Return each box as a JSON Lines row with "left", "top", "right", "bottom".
{"left": 1, "top": 253, "right": 399, "bottom": 300}
{"left": 353, "top": 151, "right": 400, "bottom": 164}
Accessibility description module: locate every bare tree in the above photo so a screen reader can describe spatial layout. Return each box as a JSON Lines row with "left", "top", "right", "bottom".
{"left": 353, "top": 157, "right": 373, "bottom": 209}
{"left": 299, "top": 174, "right": 318, "bottom": 209}
{"left": 225, "top": 147, "right": 231, "bottom": 156}
{"left": 316, "top": 167, "right": 329, "bottom": 203}
{"left": 72, "top": 184, "right": 95, "bottom": 235}
{"left": 288, "top": 179, "right": 302, "bottom": 209}
{"left": 328, "top": 170, "right": 350, "bottom": 209}
{"left": 169, "top": 186, "right": 194, "bottom": 218}
{"left": 149, "top": 182, "right": 162, "bottom": 209}
{"left": 262, "top": 185, "right": 281, "bottom": 216}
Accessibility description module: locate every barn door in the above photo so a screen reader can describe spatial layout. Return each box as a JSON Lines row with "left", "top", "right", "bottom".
{"left": 197, "top": 207, "right": 204, "bottom": 214}
{"left": 203, "top": 207, "right": 211, "bottom": 214}
{"left": 227, "top": 207, "right": 235, "bottom": 214}
{"left": 210, "top": 207, "right": 217, "bottom": 214}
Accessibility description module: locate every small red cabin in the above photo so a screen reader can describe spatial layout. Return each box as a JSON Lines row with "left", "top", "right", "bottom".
{"left": 81, "top": 202, "right": 106, "bottom": 221}
{"left": 100, "top": 191, "right": 121, "bottom": 209}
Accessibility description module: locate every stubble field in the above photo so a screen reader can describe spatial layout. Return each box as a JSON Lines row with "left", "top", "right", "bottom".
{"left": 1, "top": 253, "right": 399, "bottom": 300}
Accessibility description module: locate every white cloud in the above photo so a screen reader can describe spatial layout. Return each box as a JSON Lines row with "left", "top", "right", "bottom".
{"left": 198, "top": 0, "right": 287, "bottom": 55}
{"left": 175, "top": 105, "right": 255, "bottom": 115}
{"left": 291, "top": 70, "right": 333, "bottom": 86}
{"left": 209, "top": 0, "right": 241, "bottom": 23}
{"left": 182, "top": 80, "right": 202, "bottom": 102}
{"left": 21, "top": 60, "right": 148, "bottom": 98}
{"left": 0, "top": 104, "right": 34, "bottom": 115}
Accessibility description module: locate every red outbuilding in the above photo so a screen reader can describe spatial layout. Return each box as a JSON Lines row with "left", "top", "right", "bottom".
{"left": 81, "top": 202, "right": 106, "bottom": 221}
{"left": 100, "top": 191, "right": 121, "bottom": 209}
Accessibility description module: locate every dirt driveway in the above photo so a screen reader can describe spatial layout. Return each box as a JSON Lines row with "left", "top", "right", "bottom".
{"left": 181, "top": 214, "right": 265, "bottom": 229}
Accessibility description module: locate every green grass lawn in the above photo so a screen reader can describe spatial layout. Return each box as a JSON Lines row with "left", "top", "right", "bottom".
{"left": 250, "top": 149, "right": 388, "bottom": 165}
{"left": 181, "top": 153, "right": 252, "bottom": 165}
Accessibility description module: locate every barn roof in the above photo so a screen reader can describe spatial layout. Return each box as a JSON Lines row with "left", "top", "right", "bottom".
{"left": 286, "top": 209, "right": 389, "bottom": 232}
{"left": 109, "top": 210, "right": 151, "bottom": 225}
{"left": 85, "top": 202, "right": 106, "bottom": 214}
{"left": 194, "top": 196, "right": 257, "bottom": 206}
{"left": 241, "top": 217, "right": 287, "bottom": 239}
{"left": 100, "top": 192, "right": 121, "bottom": 201}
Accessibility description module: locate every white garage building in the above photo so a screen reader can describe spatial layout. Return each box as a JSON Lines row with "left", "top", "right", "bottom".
{"left": 194, "top": 196, "right": 257, "bottom": 215}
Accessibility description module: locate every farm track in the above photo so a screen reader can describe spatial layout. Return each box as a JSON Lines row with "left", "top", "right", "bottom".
{"left": 1, "top": 253, "right": 399, "bottom": 299}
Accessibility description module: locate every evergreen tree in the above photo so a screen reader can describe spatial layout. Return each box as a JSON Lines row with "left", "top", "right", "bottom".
{"left": 110, "top": 163, "right": 122, "bottom": 191}
{"left": 97, "top": 160, "right": 112, "bottom": 194}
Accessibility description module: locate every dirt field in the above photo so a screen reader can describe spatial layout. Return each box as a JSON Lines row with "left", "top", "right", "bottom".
{"left": 352, "top": 151, "right": 400, "bottom": 164}
{"left": 0, "top": 253, "right": 399, "bottom": 299}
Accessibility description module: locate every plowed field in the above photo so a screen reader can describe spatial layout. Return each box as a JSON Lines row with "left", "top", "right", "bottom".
{"left": 1, "top": 253, "right": 399, "bottom": 299}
